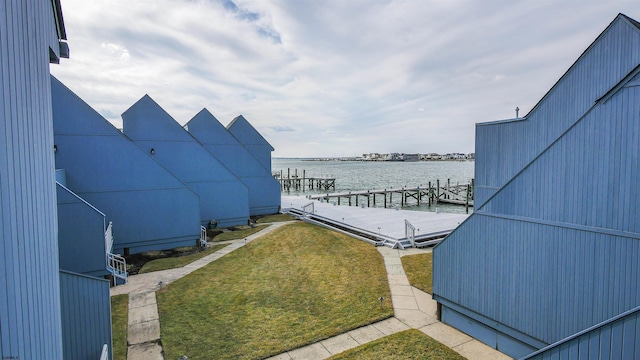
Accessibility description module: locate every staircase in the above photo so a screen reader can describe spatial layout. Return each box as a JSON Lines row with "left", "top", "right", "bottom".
{"left": 105, "top": 222, "right": 127, "bottom": 284}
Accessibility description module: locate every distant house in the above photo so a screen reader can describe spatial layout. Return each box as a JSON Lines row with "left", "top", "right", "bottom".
{"left": 122, "top": 95, "right": 250, "bottom": 227}
{"left": 186, "top": 110, "right": 281, "bottom": 216}
{"left": 1, "top": 2, "right": 112, "bottom": 359}
{"left": 433, "top": 14, "right": 640, "bottom": 359}
{"left": 52, "top": 78, "right": 201, "bottom": 254}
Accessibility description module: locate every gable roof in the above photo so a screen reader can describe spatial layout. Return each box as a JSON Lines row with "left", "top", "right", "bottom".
{"left": 226, "top": 115, "right": 274, "bottom": 150}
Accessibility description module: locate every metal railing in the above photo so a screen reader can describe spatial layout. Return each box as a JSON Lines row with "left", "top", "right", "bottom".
{"left": 99, "top": 344, "right": 109, "bottom": 360}
{"left": 405, "top": 219, "right": 416, "bottom": 247}
{"left": 302, "top": 202, "right": 315, "bottom": 217}
{"left": 200, "top": 226, "right": 208, "bottom": 247}
{"left": 105, "top": 222, "right": 127, "bottom": 284}
{"left": 104, "top": 221, "right": 113, "bottom": 253}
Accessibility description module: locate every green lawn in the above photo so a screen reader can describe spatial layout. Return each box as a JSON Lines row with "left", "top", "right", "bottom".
{"left": 329, "top": 329, "right": 466, "bottom": 360}
{"left": 256, "top": 213, "right": 295, "bottom": 223}
{"left": 111, "top": 294, "right": 128, "bottom": 360}
{"left": 210, "top": 224, "right": 270, "bottom": 242}
{"left": 157, "top": 222, "right": 393, "bottom": 360}
{"left": 401, "top": 252, "right": 433, "bottom": 294}
{"left": 138, "top": 243, "right": 229, "bottom": 274}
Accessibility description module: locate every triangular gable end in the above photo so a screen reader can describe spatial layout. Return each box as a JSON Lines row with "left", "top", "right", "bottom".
{"left": 185, "top": 109, "right": 240, "bottom": 145}
{"left": 227, "top": 115, "right": 274, "bottom": 150}
{"left": 122, "top": 95, "right": 193, "bottom": 142}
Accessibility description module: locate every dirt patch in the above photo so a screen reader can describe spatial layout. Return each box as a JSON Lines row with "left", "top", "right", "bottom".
{"left": 125, "top": 246, "right": 206, "bottom": 275}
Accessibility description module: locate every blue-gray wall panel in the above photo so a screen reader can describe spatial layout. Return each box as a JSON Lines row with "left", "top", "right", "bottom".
{"left": 122, "top": 96, "right": 250, "bottom": 226}
{"left": 0, "top": 1, "right": 64, "bottom": 358}
{"left": 56, "top": 184, "right": 107, "bottom": 276}
{"left": 59, "top": 270, "right": 111, "bottom": 360}
{"left": 524, "top": 308, "right": 640, "bottom": 360}
{"left": 434, "top": 214, "right": 640, "bottom": 346}
{"left": 51, "top": 77, "right": 201, "bottom": 253}
{"left": 227, "top": 115, "right": 274, "bottom": 172}
{"left": 187, "top": 110, "right": 281, "bottom": 216}
{"left": 475, "top": 17, "right": 640, "bottom": 198}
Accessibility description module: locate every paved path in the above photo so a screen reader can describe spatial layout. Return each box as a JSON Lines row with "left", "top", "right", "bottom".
{"left": 113, "top": 222, "right": 295, "bottom": 360}
{"left": 113, "top": 221, "right": 512, "bottom": 360}
{"left": 265, "top": 246, "right": 512, "bottom": 360}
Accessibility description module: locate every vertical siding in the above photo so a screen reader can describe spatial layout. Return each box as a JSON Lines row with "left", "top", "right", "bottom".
{"left": 434, "top": 215, "right": 640, "bottom": 344}
{"left": 227, "top": 115, "right": 275, "bottom": 173}
{"left": 475, "top": 17, "right": 640, "bottom": 198}
{"left": 187, "top": 110, "right": 281, "bottom": 215}
{"left": 51, "top": 77, "right": 201, "bottom": 254}
{"left": 524, "top": 307, "right": 640, "bottom": 360}
{"left": 59, "top": 270, "right": 111, "bottom": 360}
{"left": 57, "top": 183, "right": 107, "bottom": 276}
{"left": 122, "top": 95, "right": 250, "bottom": 227}
{"left": 0, "top": 1, "right": 63, "bottom": 358}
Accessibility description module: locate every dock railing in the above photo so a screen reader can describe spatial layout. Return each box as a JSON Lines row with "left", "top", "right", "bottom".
{"left": 105, "top": 222, "right": 127, "bottom": 284}
{"left": 302, "top": 202, "right": 315, "bottom": 217}
{"left": 405, "top": 219, "right": 416, "bottom": 247}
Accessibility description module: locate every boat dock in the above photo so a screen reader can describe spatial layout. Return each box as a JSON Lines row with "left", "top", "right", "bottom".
{"left": 309, "top": 179, "right": 474, "bottom": 213}
{"left": 282, "top": 195, "right": 469, "bottom": 248}
{"left": 274, "top": 168, "right": 336, "bottom": 192}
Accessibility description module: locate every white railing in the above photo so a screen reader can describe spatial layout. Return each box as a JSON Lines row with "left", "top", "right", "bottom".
{"left": 105, "top": 222, "right": 127, "bottom": 284}
{"left": 99, "top": 344, "right": 109, "bottom": 360}
{"left": 405, "top": 219, "right": 416, "bottom": 248}
{"left": 104, "top": 221, "right": 113, "bottom": 253}
{"left": 200, "top": 225, "right": 208, "bottom": 247}
{"left": 302, "top": 202, "right": 315, "bottom": 217}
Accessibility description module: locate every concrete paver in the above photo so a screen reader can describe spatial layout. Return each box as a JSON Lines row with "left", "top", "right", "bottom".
{"left": 454, "top": 340, "right": 514, "bottom": 360}
{"left": 418, "top": 322, "right": 473, "bottom": 348}
{"left": 127, "top": 320, "right": 161, "bottom": 346}
{"left": 372, "top": 317, "right": 410, "bottom": 335}
{"left": 287, "top": 342, "right": 331, "bottom": 360}
{"left": 347, "top": 325, "right": 386, "bottom": 345}
{"left": 127, "top": 342, "right": 163, "bottom": 360}
{"left": 320, "top": 333, "right": 360, "bottom": 355}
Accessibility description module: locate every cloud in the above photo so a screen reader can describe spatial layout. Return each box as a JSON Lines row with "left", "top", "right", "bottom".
{"left": 52, "top": 0, "right": 640, "bottom": 157}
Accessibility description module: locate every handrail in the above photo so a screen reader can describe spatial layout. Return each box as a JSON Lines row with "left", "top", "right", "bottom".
{"left": 302, "top": 202, "right": 315, "bottom": 217}
{"left": 405, "top": 219, "right": 416, "bottom": 247}
{"left": 200, "top": 226, "right": 208, "bottom": 247}
{"left": 107, "top": 253, "right": 127, "bottom": 284}
{"left": 104, "top": 221, "right": 113, "bottom": 253}
{"left": 99, "top": 344, "right": 109, "bottom": 360}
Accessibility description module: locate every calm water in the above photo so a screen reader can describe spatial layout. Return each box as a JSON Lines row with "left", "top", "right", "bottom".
{"left": 273, "top": 159, "right": 475, "bottom": 214}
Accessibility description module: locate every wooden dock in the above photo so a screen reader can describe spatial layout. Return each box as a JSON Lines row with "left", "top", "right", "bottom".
{"left": 308, "top": 179, "right": 474, "bottom": 213}
{"left": 274, "top": 168, "right": 336, "bottom": 192}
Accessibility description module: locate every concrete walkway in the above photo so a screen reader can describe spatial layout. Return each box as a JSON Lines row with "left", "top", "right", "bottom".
{"left": 112, "top": 222, "right": 295, "bottom": 360}
{"left": 265, "top": 246, "right": 512, "bottom": 360}
{"left": 113, "top": 221, "right": 512, "bottom": 360}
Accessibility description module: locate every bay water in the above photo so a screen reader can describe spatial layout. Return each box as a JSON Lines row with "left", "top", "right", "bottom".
{"left": 273, "top": 158, "right": 475, "bottom": 214}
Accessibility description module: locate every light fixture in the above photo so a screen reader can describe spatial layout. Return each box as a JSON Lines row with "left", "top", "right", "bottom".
{"left": 150, "top": 148, "right": 155, "bottom": 155}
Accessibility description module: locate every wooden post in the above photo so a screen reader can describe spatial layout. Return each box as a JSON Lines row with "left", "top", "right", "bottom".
{"left": 447, "top": 179, "right": 450, "bottom": 199}
{"left": 417, "top": 186, "right": 420, "bottom": 206}
{"left": 436, "top": 180, "right": 440, "bottom": 203}
{"left": 302, "top": 170, "right": 306, "bottom": 192}
{"left": 401, "top": 188, "right": 405, "bottom": 207}
{"left": 465, "top": 184, "right": 470, "bottom": 214}
{"left": 384, "top": 190, "right": 387, "bottom": 208}
{"left": 428, "top": 181, "right": 432, "bottom": 206}
{"left": 367, "top": 191, "right": 370, "bottom": 207}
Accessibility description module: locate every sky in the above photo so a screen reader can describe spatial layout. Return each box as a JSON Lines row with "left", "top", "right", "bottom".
{"left": 51, "top": 0, "right": 640, "bottom": 158}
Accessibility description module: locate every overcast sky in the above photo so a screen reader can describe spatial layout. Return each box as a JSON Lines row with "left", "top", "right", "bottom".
{"left": 52, "top": 0, "right": 640, "bottom": 157}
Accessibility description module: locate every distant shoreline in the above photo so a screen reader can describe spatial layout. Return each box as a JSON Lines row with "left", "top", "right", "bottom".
{"left": 274, "top": 157, "right": 475, "bottom": 162}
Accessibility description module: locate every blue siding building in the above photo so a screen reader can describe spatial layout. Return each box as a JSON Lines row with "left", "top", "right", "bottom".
{"left": 186, "top": 110, "right": 281, "bottom": 216}
{"left": 122, "top": 95, "right": 250, "bottom": 227}
{"left": 52, "top": 77, "right": 201, "bottom": 254}
{"left": 227, "top": 115, "right": 275, "bottom": 173}
{"left": 433, "top": 14, "right": 640, "bottom": 359}
{"left": 1, "top": 1, "right": 112, "bottom": 359}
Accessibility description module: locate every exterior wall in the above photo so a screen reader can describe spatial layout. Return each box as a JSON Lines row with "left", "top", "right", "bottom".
{"left": 474, "top": 17, "right": 640, "bottom": 206}
{"left": 187, "top": 110, "right": 281, "bottom": 216}
{"left": 523, "top": 307, "right": 640, "bottom": 360}
{"left": 0, "top": 1, "right": 65, "bottom": 358}
{"left": 52, "top": 77, "right": 201, "bottom": 253}
{"left": 59, "top": 270, "right": 112, "bottom": 360}
{"left": 122, "top": 96, "right": 250, "bottom": 227}
{"left": 57, "top": 183, "right": 107, "bottom": 277}
{"left": 227, "top": 115, "right": 275, "bottom": 173}
{"left": 433, "top": 15, "right": 640, "bottom": 359}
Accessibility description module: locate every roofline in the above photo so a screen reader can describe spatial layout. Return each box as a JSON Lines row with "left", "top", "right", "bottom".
{"left": 51, "top": 0, "right": 67, "bottom": 40}
{"left": 523, "top": 13, "right": 640, "bottom": 118}
{"left": 476, "top": 116, "right": 527, "bottom": 127}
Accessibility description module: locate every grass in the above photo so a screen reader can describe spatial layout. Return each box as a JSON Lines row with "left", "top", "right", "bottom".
{"left": 157, "top": 222, "right": 393, "bottom": 360}
{"left": 138, "top": 243, "right": 229, "bottom": 274}
{"left": 401, "top": 252, "right": 433, "bottom": 294}
{"left": 256, "top": 213, "right": 295, "bottom": 223}
{"left": 111, "top": 294, "right": 128, "bottom": 360}
{"left": 328, "top": 329, "right": 466, "bottom": 360}
{"left": 210, "top": 224, "right": 270, "bottom": 242}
